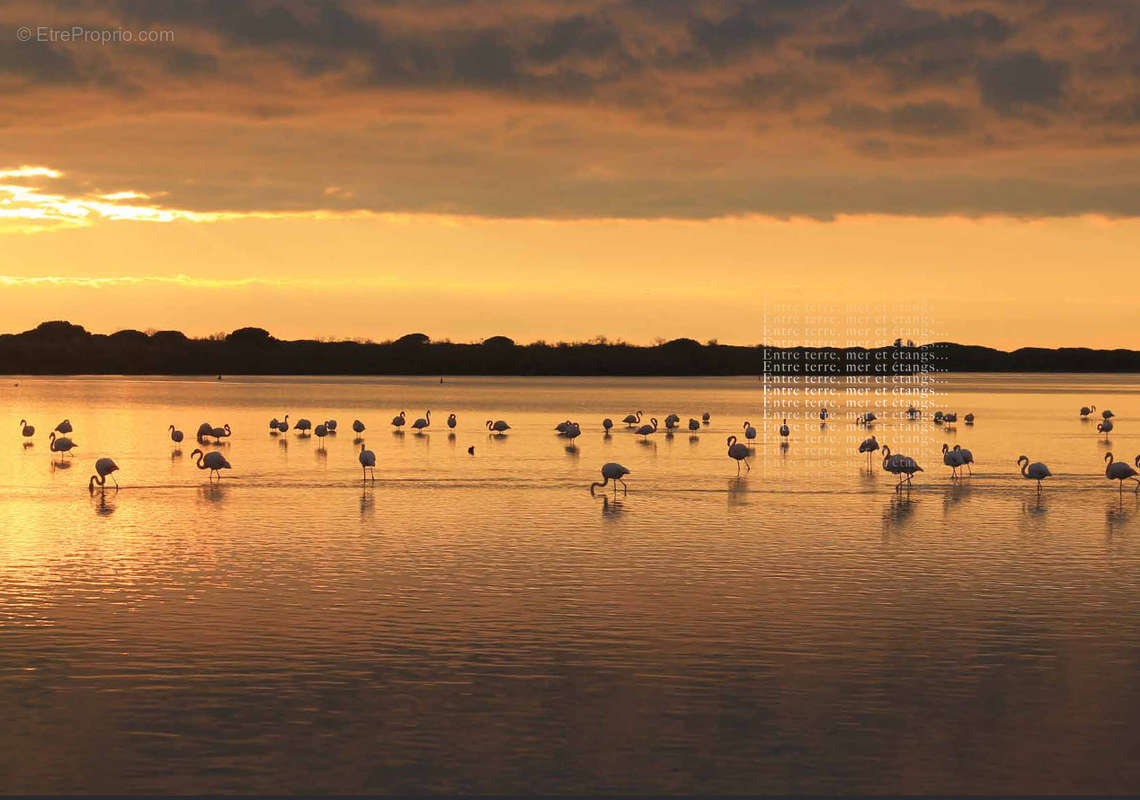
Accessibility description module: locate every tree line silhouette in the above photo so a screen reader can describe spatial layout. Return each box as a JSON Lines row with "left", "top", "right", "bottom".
{"left": 2, "top": 321, "right": 1139, "bottom": 375}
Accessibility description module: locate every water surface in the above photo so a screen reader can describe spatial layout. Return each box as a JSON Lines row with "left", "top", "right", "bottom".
{"left": 2, "top": 374, "right": 1140, "bottom": 794}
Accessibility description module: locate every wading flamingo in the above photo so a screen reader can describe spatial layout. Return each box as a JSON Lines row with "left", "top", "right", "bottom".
{"left": 19, "top": 419, "right": 34, "bottom": 439}
{"left": 1098, "top": 419, "right": 1114, "bottom": 441}
{"left": 191, "top": 448, "right": 231, "bottom": 480}
{"left": 359, "top": 443, "right": 376, "bottom": 481}
{"left": 1104, "top": 452, "right": 1140, "bottom": 493}
{"left": 634, "top": 417, "right": 658, "bottom": 439}
{"left": 942, "top": 443, "right": 965, "bottom": 477}
{"left": 742, "top": 421, "right": 757, "bottom": 446}
{"left": 49, "top": 432, "right": 77, "bottom": 456}
{"left": 168, "top": 425, "right": 184, "bottom": 444}
{"left": 391, "top": 411, "right": 406, "bottom": 429}
{"left": 858, "top": 435, "right": 879, "bottom": 466}
{"left": 88, "top": 457, "right": 119, "bottom": 491}
{"left": 1017, "top": 455, "right": 1051, "bottom": 493}
{"left": 487, "top": 419, "right": 511, "bottom": 434}
{"left": 412, "top": 410, "right": 431, "bottom": 431}
{"left": 953, "top": 444, "right": 974, "bottom": 475}
{"left": 590, "top": 462, "right": 630, "bottom": 495}
{"left": 727, "top": 435, "right": 750, "bottom": 473}
{"left": 622, "top": 411, "right": 643, "bottom": 428}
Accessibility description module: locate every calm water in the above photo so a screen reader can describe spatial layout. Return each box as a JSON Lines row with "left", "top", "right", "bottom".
{"left": 2, "top": 374, "right": 1140, "bottom": 794}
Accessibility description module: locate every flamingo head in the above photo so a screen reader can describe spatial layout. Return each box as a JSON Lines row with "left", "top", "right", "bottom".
{"left": 726, "top": 435, "right": 737, "bottom": 446}
{"left": 1105, "top": 452, "right": 1114, "bottom": 463}
{"left": 942, "top": 443, "right": 949, "bottom": 453}
{"left": 1017, "top": 455, "right": 1028, "bottom": 466}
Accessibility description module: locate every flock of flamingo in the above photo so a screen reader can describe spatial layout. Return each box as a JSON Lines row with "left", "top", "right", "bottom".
{"left": 14, "top": 402, "right": 1140, "bottom": 497}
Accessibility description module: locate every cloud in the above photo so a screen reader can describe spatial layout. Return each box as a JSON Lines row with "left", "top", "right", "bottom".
{"left": 0, "top": 0, "right": 1136, "bottom": 219}
{"left": 977, "top": 50, "right": 1068, "bottom": 114}
{"left": 824, "top": 101, "right": 972, "bottom": 138}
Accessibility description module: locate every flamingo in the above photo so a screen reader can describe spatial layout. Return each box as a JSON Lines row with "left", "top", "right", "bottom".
{"left": 858, "top": 435, "right": 879, "bottom": 466}
{"left": 269, "top": 417, "right": 280, "bottom": 434}
{"left": 487, "top": 419, "right": 511, "bottom": 434}
{"left": 1098, "top": 419, "right": 1114, "bottom": 441}
{"left": 602, "top": 418, "right": 614, "bottom": 433}
{"left": 191, "top": 448, "right": 230, "bottom": 480}
{"left": 622, "top": 410, "right": 643, "bottom": 428}
{"left": 447, "top": 413, "right": 457, "bottom": 430}
{"left": 702, "top": 412, "right": 710, "bottom": 424}
{"left": 1017, "top": 455, "right": 1051, "bottom": 492}
{"left": 726, "top": 435, "right": 750, "bottom": 473}
{"left": 88, "top": 457, "right": 119, "bottom": 491}
{"left": 664, "top": 413, "right": 680, "bottom": 431}
{"left": 411, "top": 410, "right": 431, "bottom": 431}
{"left": 942, "top": 443, "right": 965, "bottom": 477}
{"left": 276, "top": 415, "right": 289, "bottom": 434}
{"left": 863, "top": 412, "right": 877, "bottom": 425}
{"left": 294, "top": 418, "right": 313, "bottom": 436}
{"left": 964, "top": 413, "right": 975, "bottom": 425}
{"left": 1102, "top": 409, "right": 1115, "bottom": 420}
{"left": 1104, "top": 452, "right": 1140, "bottom": 492}
{"left": 590, "top": 462, "right": 630, "bottom": 495}
{"left": 54, "top": 419, "right": 72, "bottom": 434}
{"left": 325, "top": 419, "right": 338, "bottom": 432}
{"left": 742, "top": 420, "right": 757, "bottom": 446}
{"left": 1080, "top": 405, "right": 1096, "bottom": 418}
{"left": 209, "top": 424, "right": 231, "bottom": 442}
{"left": 196, "top": 422, "right": 213, "bottom": 442}
{"left": 19, "top": 419, "right": 34, "bottom": 439}
{"left": 953, "top": 444, "right": 974, "bottom": 475}
{"left": 168, "top": 424, "right": 184, "bottom": 444}
{"left": 49, "top": 432, "right": 77, "bottom": 456}
{"left": 565, "top": 422, "right": 582, "bottom": 443}
{"left": 896, "top": 455, "right": 923, "bottom": 487}
{"left": 314, "top": 423, "right": 328, "bottom": 445}
{"left": 391, "top": 411, "right": 406, "bottom": 429}
{"left": 359, "top": 443, "right": 376, "bottom": 481}
{"left": 933, "top": 411, "right": 944, "bottom": 424}
{"left": 943, "top": 412, "right": 958, "bottom": 423}
{"left": 634, "top": 417, "right": 658, "bottom": 439}
{"left": 554, "top": 420, "right": 573, "bottom": 434}
{"left": 352, "top": 419, "right": 366, "bottom": 434}
{"left": 688, "top": 418, "right": 700, "bottom": 432}
{"left": 881, "top": 445, "right": 901, "bottom": 483}
{"left": 906, "top": 405, "right": 920, "bottom": 419}
{"left": 819, "top": 407, "right": 829, "bottom": 421}
{"left": 779, "top": 419, "right": 790, "bottom": 439}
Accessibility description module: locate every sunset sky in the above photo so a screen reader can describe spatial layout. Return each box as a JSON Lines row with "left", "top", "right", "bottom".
{"left": 3, "top": 0, "right": 1140, "bottom": 348}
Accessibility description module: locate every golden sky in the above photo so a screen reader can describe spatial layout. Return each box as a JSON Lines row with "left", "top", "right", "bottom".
{"left": 3, "top": 1, "right": 1140, "bottom": 348}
